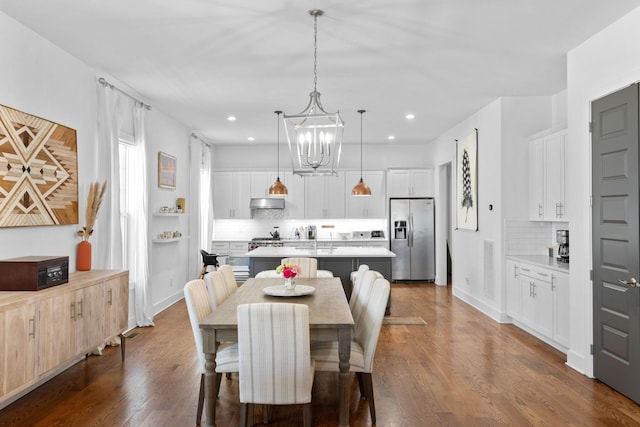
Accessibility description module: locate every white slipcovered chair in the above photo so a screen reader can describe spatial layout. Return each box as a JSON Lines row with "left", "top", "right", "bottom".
{"left": 349, "top": 264, "right": 369, "bottom": 306}
{"left": 204, "top": 270, "right": 228, "bottom": 310}
{"left": 310, "top": 277, "right": 390, "bottom": 424}
{"left": 218, "top": 264, "right": 239, "bottom": 296}
{"left": 237, "top": 302, "right": 315, "bottom": 427}
{"left": 254, "top": 269, "right": 281, "bottom": 278}
{"left": 183, "top": 279, "right": 239, "bottom": 426}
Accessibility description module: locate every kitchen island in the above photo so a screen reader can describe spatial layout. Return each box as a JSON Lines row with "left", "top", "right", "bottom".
{"left": 246, "top": 246, "right": 395, "bottom": 312}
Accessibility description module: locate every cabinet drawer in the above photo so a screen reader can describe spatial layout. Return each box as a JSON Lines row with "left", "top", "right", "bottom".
{"left": 229, "top": 242, "right": 249, "bottom": 256}
{"left": 517, "top": 265, "right": 553, "bottom": 283}
{"left": 210, "top": 241, "right": 230, "bottom": 253}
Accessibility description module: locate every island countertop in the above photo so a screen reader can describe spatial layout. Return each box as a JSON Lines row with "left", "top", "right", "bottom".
{"left": 245, "top": 246, "right": 396, "bottom": 258}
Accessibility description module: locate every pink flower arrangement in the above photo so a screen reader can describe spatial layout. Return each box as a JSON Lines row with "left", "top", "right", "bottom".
{"left": 276, "top": 262, "right": 300, "bottom": 279}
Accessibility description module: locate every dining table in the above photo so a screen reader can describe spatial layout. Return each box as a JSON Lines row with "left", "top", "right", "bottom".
{"left": 199, "top": 276, "right": 355, "bottom": 427}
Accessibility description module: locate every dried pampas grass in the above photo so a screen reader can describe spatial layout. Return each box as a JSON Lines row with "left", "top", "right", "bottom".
{"left": 77, "top": 180, "right": 107, "bottom": 241}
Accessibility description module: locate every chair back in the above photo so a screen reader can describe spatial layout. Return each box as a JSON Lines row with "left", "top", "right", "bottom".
{"left": 218, "top": 264, "right": 238, "bottom": 296}
{"left": 281, "top": 257, "right": 317, "bottom": 278}
{"left": 183, "top": 279, "right": 211, "bottom": 373}
{"left": 255, "top": 269, "right": 280, "bottom": 278}
{"left": 351, "top": 270, "right": 382, "bottom": 327}
{"left": 237, "top": 303, "right": 314, "bottom": 405}
{"left": 355, "top": 278, "right": 390, "bottom": 372}
{"left": 204, "top": 270, "right": 229, "bottom": 310}
{"left": 349, "top": 264, "right": 370, "bottom": 312}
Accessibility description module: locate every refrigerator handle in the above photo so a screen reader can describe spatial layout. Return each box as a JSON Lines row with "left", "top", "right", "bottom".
{"left": 408, "top": 213, "right": 413, "bottom": 247}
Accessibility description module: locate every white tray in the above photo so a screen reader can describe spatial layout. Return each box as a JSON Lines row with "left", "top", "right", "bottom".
{"left": 263, "top": 284, "right": 316, "bottom": 297}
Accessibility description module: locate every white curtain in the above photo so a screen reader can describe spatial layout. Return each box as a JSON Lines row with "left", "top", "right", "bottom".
{"left": 189, "top": 135, "right": 214, "bottom": 278}
{"left": 132, "top": 104, "right": 154, "bottom": 326}
{"left": 96, "top": 83, "right": 124, "bottom": 270}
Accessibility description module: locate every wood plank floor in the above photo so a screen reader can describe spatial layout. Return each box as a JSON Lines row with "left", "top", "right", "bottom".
{"left": 1, "top": 283, "right": 639, "bottom": 426}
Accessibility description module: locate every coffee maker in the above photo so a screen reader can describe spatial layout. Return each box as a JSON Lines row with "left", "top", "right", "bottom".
{"left": 557, "top": 230, "right": 569, "bottom": 263}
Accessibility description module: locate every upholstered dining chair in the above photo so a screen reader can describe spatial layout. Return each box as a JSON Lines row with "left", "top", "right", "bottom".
{"left": 280, "top": 257, "right": 318, "bottom": 278}
{"left": 350, "top": 270, "right": 384, "bottom": 327}
{"left": 183, "top": 279, "right": 239, "bottom": 426}
{"left": 237, "top": 303, "right": 315, "bottom": 427}
{"left": 310, "top": 277, "right": 390, "bottom": 424}
{"left": 254, "top": 269, "right": 280, "bottom": 278}
{"left": 349, "top": 264, "right": 369, "bottom": 307}
{"left": 204, "top": 270, "right": 229, "bottom": 310}
{"left": 218, "top": 264, "right": 239, "bottom": 296}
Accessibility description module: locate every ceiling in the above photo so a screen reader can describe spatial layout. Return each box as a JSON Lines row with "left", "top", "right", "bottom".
{"left": 0, "top": 1, "right": 638, "bottom": 146}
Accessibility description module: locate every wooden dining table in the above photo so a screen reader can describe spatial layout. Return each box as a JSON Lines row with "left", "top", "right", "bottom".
{"left": 199, "top": 276, "right": 354, "bottom": 427}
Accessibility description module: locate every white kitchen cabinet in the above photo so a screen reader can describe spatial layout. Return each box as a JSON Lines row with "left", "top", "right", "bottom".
{"left": 345, "top": 170, "right": 386, "bottom": 218}
{"left": 506, "top": 258, "right": 569, "bottom": 351}
{"left": 387, "top": 169, "right": 434, "bottom": 198}
{"left": 304, "top": 174, "right": 345, "bottom": 218}
{"left": 250, "top": 171, "right": 278, "bottom": 198}
{"left": 213, "top": 171, "right": 251, "bottom": 219}
{"left": 552, "top": 271, "right": 570, "bottom": 348}
{"left": 282, "top": 172, "right": 305, "bottom": 219}
{"left": 505, "top": 259, "right": 520, "bottom": 319}
{"left": 528, "top": 129, "right": 567, "bottom": 221}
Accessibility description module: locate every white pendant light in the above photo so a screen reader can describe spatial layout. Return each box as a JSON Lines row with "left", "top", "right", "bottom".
{"left": 269, "top": 110, "right": 288, "bottom": 195}
{"left": 352, "top": 109, "right": 371, "bottom": 196}
{"left": 283, "top": 9, "right": 344, "bottom": 177}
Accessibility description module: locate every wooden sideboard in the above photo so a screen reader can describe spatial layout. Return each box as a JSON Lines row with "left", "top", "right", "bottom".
{"left": 0, "top": 269, "right": 128, "bottom": 408}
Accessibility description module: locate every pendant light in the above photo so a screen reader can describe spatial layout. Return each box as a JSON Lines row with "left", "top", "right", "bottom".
{"left": 283, "top": 9, "right": 344, "bottom": 177}
{"left": 352, "top": 109, "right": 371, "bottom": 196}
{"left": 268, "top": 110, "right": 288, "bottom": 195}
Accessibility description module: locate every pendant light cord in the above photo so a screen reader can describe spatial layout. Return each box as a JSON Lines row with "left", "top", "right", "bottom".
{"left": 275, "top": 110, "right": 282, "bottom": 179}
{"left": 358, "top": 109, "right": 366, "bottom": 179}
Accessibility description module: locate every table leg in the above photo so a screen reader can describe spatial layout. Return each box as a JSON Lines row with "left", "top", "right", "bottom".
{"left": 338, "top": 327, "right": 351, "bottom": 427}
{"left": 204, "top": 351, "right": 217, "bottom": 427}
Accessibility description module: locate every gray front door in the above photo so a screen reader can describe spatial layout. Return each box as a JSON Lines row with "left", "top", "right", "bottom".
{"left": 592, "top": 83, "right": 640, "bottom": 404}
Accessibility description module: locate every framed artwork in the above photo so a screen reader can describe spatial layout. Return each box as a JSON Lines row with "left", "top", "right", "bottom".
{"left": 158, "top": 151, "right": 177, "bottom": 190}
{"left": 456, "top": 129, "right": 478, "bottom": 231}
{"left": 0, "top": 103, "right": 78, "bottom": 227}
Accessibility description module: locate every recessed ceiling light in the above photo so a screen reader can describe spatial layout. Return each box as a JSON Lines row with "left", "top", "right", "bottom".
{"left": 247, "top": 137, "right": 255, "bottom": 141}
{"left": 227, "top": 115, "right": 237, "bottom": 121}
{"left": 405, "top": 113, "right": 415, "bottom": 120}
{"left": 388, "top": 135, "right": 395, "bottom": 140}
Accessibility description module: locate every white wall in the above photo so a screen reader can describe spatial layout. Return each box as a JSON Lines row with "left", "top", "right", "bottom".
{"left": 0, "top": 11, "right": 192, "bottom": 318}
{"left": 566, "top": 6, "right": 640, "bottom": 376}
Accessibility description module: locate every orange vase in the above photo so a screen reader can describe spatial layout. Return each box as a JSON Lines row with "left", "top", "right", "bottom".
{"left": 77, "top": 240, "right": 92, "bottom": 271}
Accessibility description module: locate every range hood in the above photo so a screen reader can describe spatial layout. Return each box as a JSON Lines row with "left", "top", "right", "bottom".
{"left": 250, "top": 198, "right": 285, "bottom": 210}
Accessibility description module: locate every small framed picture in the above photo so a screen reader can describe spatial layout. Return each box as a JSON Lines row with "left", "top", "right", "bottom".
{"left": 158, "top": 151, "right": 177, "bottom": 190}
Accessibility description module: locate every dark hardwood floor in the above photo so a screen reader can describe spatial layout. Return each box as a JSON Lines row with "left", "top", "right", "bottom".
{"left": 1, "top": 283, "right": 639, "bottom": 426}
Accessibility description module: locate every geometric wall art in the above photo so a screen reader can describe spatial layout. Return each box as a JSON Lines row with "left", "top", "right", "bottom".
{"left": 456, "top": 129, "right": 478, "bottom": 231}
{"left": 0, "top": 103, "right": 78, "bottom": 227}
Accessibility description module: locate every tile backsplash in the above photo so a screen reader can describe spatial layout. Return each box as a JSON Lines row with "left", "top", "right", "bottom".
{"left": 504, "top": 219, "right": 567, "bottom": 256}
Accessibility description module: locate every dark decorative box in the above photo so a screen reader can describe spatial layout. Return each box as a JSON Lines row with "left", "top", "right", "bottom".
{"left": 0, "top": 256, "right": 69, "bottom": 291}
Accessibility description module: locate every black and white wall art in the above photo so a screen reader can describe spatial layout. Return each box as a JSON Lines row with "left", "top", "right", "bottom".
{"left": 456, "top": 129, "right": 478, "bottom": 231}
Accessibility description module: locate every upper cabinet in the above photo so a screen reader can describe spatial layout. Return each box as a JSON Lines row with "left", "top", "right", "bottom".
{"left": 528, "top": 129, "right": 567, "bottom": 221}
{"left": 344, "top": 170, "right": 386, "bottom": 218}
{"left": 250, "top": 171, "right": 279, "bottom": 199}
{"left": 213, "top": 171, "right": 251, "bottom": 219}
{"left": 282, "top": 172, "right": 305, "bottom": 219}
{"left": 387, "top": 169, "right": 434, "bottom": 198}
{"left": 305, "top": 174, "right": 345, "bottom": 218}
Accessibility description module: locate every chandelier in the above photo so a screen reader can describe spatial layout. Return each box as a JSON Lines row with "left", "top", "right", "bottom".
{"left": 283, "top": 9, "right": 344, "bottom": 177}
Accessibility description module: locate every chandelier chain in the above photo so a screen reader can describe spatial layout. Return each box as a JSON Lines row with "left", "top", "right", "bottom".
{"left": 313, "top": 13, "right": 318, "bottom": 92}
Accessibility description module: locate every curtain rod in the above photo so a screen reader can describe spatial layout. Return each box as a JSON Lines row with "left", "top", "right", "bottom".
{"left": 98, "top": 77, "right": 152, "bottom": 110}
{"left": 191, "top": 132, "right": 212, "bottom": 147}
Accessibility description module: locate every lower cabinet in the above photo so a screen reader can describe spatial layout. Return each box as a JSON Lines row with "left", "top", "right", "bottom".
{"left": 0, "top": 270, "right": 128, "bottom": 407}
{"left": 505, "top": 258, "right": 568, "bottom": 351}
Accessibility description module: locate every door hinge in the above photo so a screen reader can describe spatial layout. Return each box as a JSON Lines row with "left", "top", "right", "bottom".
{"left": 589, "top": 121, "right": 593, "bottom": 133}
{"left": 590, "top": 270, "right": 593, "bottom": 281}
{"left": 590, "top": 344, "right": 594, "bottom": 355}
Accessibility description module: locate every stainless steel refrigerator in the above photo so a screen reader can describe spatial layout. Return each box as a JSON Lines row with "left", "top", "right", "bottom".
{"left": 389, "top": 198, "right": 435, "bottom": 281}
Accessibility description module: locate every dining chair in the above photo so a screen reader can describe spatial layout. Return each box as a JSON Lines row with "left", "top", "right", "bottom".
{"left": 310, "top": 277, "right": 390, "bottom": 424}
{"left": 254, "top": 269, "right": 280, "bottom": 278}
{"left": 280, "top": 257, "right": 318, "bottom": 278}
{"left": 183, "top": 279, "right": 239, "bottom": 426}
{"left": 218, "top": 264, "right": 239, "bottom": 296}
{"left": 350, "top": 270, "right": 384, "bottom": 326}
{"left": 349, "top": 264, "right": 369, "bottom": 307}
{"left": 204, "top": 270, "right": 229, "bottom": 310}
{"left": 237, "top": 302, "right": 315, "bottom": 427}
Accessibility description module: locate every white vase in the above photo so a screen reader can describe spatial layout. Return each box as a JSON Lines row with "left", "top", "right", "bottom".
{"left": 284, "top": 277, "right": 296, "bottom": 290}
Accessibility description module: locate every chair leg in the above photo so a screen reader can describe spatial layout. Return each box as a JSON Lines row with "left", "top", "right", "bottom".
{"left": 216, "top": 373, "right": 223, "bottom": 397}
{"left": 196, "top": 374, "right": 205, "bottom": 426}
{"left": 239, "top": 402, "right": 248, "bottom": 427}
{"left": 226, "top": 372, "right": 232, "bottom": 380}
{"left": 303, "top": 402, "right": 312, "bottom": 427}
{"left": 199, "top": 265, "right": 207, "bottom": 279}
{"left": 262, "top": 404, "right": 269, "bottom": 424}
{"left": 356, "top": 372, "right": 365, "bottom": 397}
{"left": 361, "top": 372, "right": 376, "bottom": 424}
